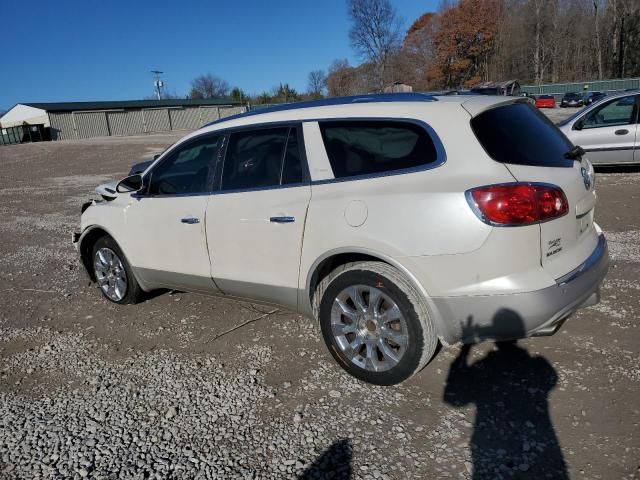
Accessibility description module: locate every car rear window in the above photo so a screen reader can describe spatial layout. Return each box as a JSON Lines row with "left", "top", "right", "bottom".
{"left": 471, "top": 102, "right": 574, "bottom": 168}
{"left": 319, "top": 120, "right": 439, "bottom": 179}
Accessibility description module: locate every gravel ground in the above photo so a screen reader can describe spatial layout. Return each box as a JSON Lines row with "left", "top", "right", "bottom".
{"left": 0, "top": 131, "right": 638, "bottom": 480}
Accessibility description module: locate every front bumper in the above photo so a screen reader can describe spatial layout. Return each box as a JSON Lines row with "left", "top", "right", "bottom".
{"left": 432, "top": 234, "right": 609, "bottom": 344}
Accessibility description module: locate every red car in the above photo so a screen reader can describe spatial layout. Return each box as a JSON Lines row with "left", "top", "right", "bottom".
{"left": 534, "top": 95, "right": 556, "bottom": 108}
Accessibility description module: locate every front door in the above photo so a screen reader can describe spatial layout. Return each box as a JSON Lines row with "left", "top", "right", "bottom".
{"left": 575, "top": 94, "right": 638, "bottom": 164}
{"left": 205, "top": 125, "right": 311, "bottom": 310}
{"left": 123, "top": 133, "right": 223, "bottom": 293}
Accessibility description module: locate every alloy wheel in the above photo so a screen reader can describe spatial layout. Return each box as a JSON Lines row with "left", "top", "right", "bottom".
{"left": 330, "top": 285, "right": 409, "bottom": 372}
{"left": 94, "top": 247, "right": 128, "bottom": 302}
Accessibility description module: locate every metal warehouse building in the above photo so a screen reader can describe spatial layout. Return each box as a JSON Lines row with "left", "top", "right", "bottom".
{"left": 0, "top": 99, "right": 245, "bottom": 141}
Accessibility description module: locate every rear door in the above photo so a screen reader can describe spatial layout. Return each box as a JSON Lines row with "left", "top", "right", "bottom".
{"left": 205, "top": 125, "right": 311, "bottom": 310}
{"left": 471, "top": 102, "right": 599, "bottom": 280}
{"left": 572, "top": 94, "right": 638, "bottom": 164}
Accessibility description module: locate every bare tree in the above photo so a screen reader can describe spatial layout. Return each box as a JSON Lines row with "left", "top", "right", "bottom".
{"left": 307, "top": 70, "right": 327, "bottom": 98}
{"left": 325, "top": 59, "right": 355, "bottom": 97}
{"left": 347, "top": 0, "right": 403, "bottom": 89}
{"left": 190, "top": 74, "right": 230, "bottom": 99}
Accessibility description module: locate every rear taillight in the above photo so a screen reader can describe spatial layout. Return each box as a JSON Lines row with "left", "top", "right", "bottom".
{"left": 466, "top": 183, "right": 568, "bottom": 226}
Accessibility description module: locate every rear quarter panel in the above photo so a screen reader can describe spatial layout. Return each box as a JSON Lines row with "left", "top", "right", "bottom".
{"left": 299, "top": 103, "right": 516, "bottom": 297}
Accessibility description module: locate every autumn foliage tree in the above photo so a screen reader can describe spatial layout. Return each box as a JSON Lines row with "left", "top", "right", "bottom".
{"left": 325, "top": 0, "right": 640, "bottom": 95}
{"left": 409, "top": 0, "right": 501, "bottom": 89}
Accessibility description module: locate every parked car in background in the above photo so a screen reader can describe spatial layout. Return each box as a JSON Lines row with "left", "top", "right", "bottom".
{"left": 75, "top": 93, "right": 608, "bottom": 385}
{"left": 535, "top": 95, "right": 556, "bottom": 108}
{"left": 583, "top": 91, "right": 607, "bottom": 105}
{"left": 558, "top": 91, "right": 639, "bottom": 165}
{"left": 560, "top": 92, "right": 584, "bottom": 107}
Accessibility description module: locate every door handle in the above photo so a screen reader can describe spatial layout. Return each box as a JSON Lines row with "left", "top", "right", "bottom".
{"left": 270, "top": 216, "right": 295, "bottom": 223}
{"left": 615, "top": 129, "right": 629, "bottom": 135}
{"left": 181, "top": 217, "right": 200, "bottom": 224}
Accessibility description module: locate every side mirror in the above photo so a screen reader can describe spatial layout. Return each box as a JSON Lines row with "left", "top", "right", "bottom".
{"left": 153, "top": 153, "right": 161, "bottom": 160}
{"left": 116, "top": 174, "right": 143, "bottom": 193}
{"left": 573, "top": 120, "right": 584, "bottom": 131}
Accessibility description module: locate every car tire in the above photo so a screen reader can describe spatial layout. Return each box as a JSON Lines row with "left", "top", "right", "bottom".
{"left": 92, "top": 235, "right": 142, "bottom": 305}
{"left": 313, "top": 261, "right": 438, "bottom": 385}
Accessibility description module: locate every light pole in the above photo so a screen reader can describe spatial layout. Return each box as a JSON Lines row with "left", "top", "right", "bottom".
{"left": 151, "top": 70, "right": 164, "bottom": 100}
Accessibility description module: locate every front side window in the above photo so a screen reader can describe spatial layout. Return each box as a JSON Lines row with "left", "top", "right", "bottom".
{"left": 581, "top": 95, "right": 637, "bottom": 129}
{"left": 221, "top": 127, "right": 304, "bottom": 191}
{"left": 319, "top": 120, "right": 439, "bottom": 179}
{"left": 147, "top": 135, "right": 221, "bottom": 195}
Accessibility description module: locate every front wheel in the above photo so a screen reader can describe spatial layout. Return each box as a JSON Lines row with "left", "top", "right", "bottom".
{"left": 314, "top": 262, "right": 438, "bottom": 385}
{"left": 92, "top": 236, "right": 142, "bottom": 304}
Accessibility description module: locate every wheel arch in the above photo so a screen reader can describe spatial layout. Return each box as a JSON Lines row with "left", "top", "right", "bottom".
{"left": 78, "top": 226, "right": 148, "bottom": 291}
{"left": 78, "top": 226, "right": 112, "bottom": 282}
{"left": 302, "top": 247, "right": 449, "bottom": 343}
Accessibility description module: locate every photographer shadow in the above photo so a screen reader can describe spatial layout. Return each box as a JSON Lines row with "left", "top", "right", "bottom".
{"left": 444, "top": 309, "right": 568, "bottom": 479}
{"left": 298, "top": 439, "right": 352, "bottom": 480}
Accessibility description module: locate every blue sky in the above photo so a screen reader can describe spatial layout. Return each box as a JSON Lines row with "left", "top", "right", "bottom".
{"left": 1, "top": 0, "right": 438, "bottom": 110}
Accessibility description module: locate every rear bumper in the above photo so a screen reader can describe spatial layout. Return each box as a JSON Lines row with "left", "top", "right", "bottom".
{"left": 431, "top": 233, "right": 609, "bottom": 344}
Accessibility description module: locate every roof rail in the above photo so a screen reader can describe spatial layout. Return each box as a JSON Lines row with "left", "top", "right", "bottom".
{"left": 203, "top": 92, "right": 438, "bottom": 127}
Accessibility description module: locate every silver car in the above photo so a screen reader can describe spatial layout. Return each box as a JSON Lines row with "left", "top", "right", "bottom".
{"left": 558, "top": 91, "right": 639, "bottom": 165}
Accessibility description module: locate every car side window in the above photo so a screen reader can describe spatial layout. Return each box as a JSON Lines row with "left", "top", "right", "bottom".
{"left": 221, "top": 127, "right": 304, "bottom": 191}
{"left": 147, "top": 135, "right": 221, "bottom": 195}
{"left": 319, "top": 120, "right": 439, "bottom": 179}
{"left": 582, "top": 96, "right": 637, "bottom": 129}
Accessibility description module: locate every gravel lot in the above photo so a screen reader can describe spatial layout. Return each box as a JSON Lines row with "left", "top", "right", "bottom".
{"left": 0, "top": 123, "right": 638, "bottom": 479}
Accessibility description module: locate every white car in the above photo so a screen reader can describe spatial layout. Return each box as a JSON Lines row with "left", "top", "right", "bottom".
{"left": 558, "top": 91, "right": 639, "bottom": 165}
{"left": 74, "top": 93, "right": 609, "bottom": 385}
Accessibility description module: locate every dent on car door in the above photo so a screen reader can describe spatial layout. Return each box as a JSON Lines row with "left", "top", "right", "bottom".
{"left": 576, "top": 95, "right": 637, "bottom": 164}
{"left": 206, "top": 125, "right": 311, "bottom": 310}
{"left": 122, "top": 134, "right": 223, "bottom": 293}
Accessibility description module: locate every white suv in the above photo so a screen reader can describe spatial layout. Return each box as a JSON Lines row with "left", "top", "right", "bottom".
{"left": 74, "top": 93, "right": 609, "bottom": 385}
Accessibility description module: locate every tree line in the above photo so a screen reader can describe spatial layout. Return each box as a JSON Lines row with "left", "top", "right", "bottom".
{"left": 157, "top": 0, "right": 640, "bottom": 102}
{"left": 325, "top": 0, "right": 640, "bottom": 95}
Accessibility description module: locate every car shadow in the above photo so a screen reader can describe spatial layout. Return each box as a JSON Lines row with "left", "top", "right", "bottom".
{"left": 443, "top": 310, "right": 569, "bottom": 479}
{"left": 139, "top": 288, "right": 174, "bottom": 302}
{"left": 298, "top": 439, "right": 352, "bottom": 480}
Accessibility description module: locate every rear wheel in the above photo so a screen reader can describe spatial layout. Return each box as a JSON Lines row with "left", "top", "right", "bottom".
{"left": 314, "top": 261, "right": 438, "bottom": 385}
{"left": 92, "top": 236, "right": 142, "bottom": 304}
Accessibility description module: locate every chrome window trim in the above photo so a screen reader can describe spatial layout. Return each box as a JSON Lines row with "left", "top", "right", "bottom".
{"left": 309, "top": 117, "right": 447, "bottom": 185}
{"left": 139, "top": 117, "right": 446, "bottom": 196}
{"left": 211, "top": 181, "right": 310, "bottom": 196}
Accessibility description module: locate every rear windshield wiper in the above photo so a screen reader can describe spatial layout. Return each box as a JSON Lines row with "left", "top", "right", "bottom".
{"left": 564, "top": 145, "right": 585, "bottom": 160}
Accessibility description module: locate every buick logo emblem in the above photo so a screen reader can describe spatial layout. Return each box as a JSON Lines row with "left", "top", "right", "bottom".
{"left": 581, "top": 167, "right": 592, "bottom": 190}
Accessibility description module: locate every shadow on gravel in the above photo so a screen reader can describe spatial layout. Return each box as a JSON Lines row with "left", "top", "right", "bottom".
{"left": 299, "top": 439, "right": 352, "bottom": 480}
{"left": 444, "top": 311, "right": 568, "bottom": 480}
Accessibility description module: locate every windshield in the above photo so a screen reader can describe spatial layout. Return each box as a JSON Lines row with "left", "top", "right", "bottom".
{"left": 563, "top": 92, "right": 581, "bottom": 99}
